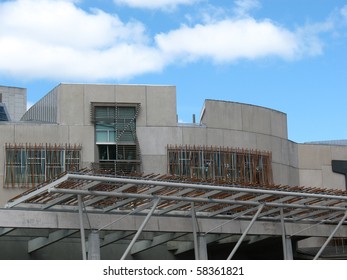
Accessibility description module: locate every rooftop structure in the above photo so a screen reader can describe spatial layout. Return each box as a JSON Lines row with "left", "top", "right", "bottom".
{"left": 0, "top": 83, "right": 347, "bottom": 260}
{"left": 0, "top": 86, "right": 26, "bottom": 121}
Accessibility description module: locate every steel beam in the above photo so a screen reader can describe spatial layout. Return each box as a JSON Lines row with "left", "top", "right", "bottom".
{"left": 43, "top": 181, "right": 100, "bottom": 210}
{"left": 50, "top": 187, "right": 347, "bottom": 213}
{"left": 120, "top": 198, "right": 161, "bottom": 260}
{"left": 131, "top": 233, "right": 186, "bottom": 255}
{"left": 66, "top": 173, "right": 347, "bottom": 202}
{"left": 227, "top": 204, "right": 265, "bottom": 260}
{"left": 5, "top": 174, "right": 69, "bottom": 208}
{"left": 168, "top": 234, "right": 229, "bottom": 255}
{"left": 0, "top": 227, "right": 14, "bottom": 236}
{"left": 28, "top": 229, "right": 78, "bottom": 253}
{"left": 101, "top": 231, "right": 134, "bottom": 248}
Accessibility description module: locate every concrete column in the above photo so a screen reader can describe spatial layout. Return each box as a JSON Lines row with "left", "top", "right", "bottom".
{"left": 285, "top": 237, "right": 293, "bottom": 260}
{"left": 198, "top": 234, "right": 208, "bottom": 260}
{"left": 88, "top": 231, "right": 101, "bottom": 260}
{"left": 77, "top": 195, "right": 87, "bottom": 260}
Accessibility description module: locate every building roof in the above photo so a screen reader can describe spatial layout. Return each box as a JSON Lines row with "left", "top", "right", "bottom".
{"left": 305, "top": 140, "right": 347, "bottom": 146}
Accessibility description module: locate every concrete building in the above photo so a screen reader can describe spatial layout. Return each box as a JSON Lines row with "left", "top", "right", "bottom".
{"left": 0, "top": 85, "right": 26, "bottom": 121}
{"left": 0, "top": 83, "right": 346, "bottom": 260}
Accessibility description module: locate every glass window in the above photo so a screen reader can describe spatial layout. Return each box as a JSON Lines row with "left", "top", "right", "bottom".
{"left": 94, "top": 106, "right": 136, "bottom": 144}
{"left": 4, "top": 144, "right": 81, "bottom": 187}
{"left": 167, "top": 146, "right": 273, "bottom": 185}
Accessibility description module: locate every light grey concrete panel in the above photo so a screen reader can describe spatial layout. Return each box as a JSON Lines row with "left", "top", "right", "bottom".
{"left": 298, "top": 144, "right": 332, "bottom": 169}
{"left": 241, "top": 104, "right": 271, "bottom": 135}
{"left": 330, "top": 145, "right": 347, "bottom": 160}
{"left": 82, "top": 84, "right": 116, "bottom": 125}
{"left": 59, "top": 84, "right": 85, "bottom": 125}
{"left": 137, "top": 127, "right": 182, "bottom": 155}
{"left": 272, "top": 163, "right": 299, "bottom": 186}
{"left": 0, "top": 124, "right": 15, "bottom": 143}
{"left": 256, "top": 134, "right": 273, "bottom": 153}
{"left": 299, "top": 169, "right": 323, "bottom": 187}
{"left": 145, "top": 86, "right": 177, "bottom": 126}
{"left": 115, "top": 85, "right": 147, "bottom": 126}
{"left": 0, "top": 188, "right": 24, "bottom": 208}
{"left": 68, "top": 125, "right": 95, "bottom": 163}
{"left": 223, "top": 130, "right": 257, "bottom": 149}
{"left": 141, "top": 155, "right": 167, "bottom": 175}
{"left": 321, "top": 165, "right": 345, "bottom": 190}
{"left": 14, "top": 124, "right": 69, "bottom": 143}
{"left": 288, "top": 141, "right": 299, "bottom": 168}
{"left": 203, "top": 101, "right": 243, "bottom": 130}
{"left": 206, "top": 128, "right": 224, "bottom": 147}
{"left": 181, "top": 126, "right": 207, "bottom": 145}
{"left": 270, "top": 110, "right": 288, "bottom": 139}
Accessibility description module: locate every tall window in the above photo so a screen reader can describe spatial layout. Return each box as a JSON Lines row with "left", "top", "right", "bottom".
{"left": 91, "top": 103, "right": 141, "bottom": 174}
{"left": 4, "top": 144, "right": 81, "bottom": 188}
{"left": 167, "top": 145, "right": 273, "bottom": 185}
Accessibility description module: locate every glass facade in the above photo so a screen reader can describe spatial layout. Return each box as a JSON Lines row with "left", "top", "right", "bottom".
{"left": 4, "top": 144, "right": 81, "bottom": 188}
{"left": 0, "top": 104, "right": 10, "bottom": 121}
{"left": 92, "top": 103, "right": 141, "bottom": 174}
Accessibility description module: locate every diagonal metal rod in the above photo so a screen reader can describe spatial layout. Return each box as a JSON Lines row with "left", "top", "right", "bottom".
{"left": 314, "top": 210, "right": 347, "bottom": 260}
{"left": 205, "top": 207, "right": 259, "bottom": 235}
{"left": 191, "top": 203, "right": 199, "bottom": 260}
{"left": 120, "top": 198, "right": 161, "bottom": 260}
{"left": 227, "top": 204, "right": 264, "bottom": 260}
{"left": 77, "top": 195, "right": 87, "bottom": 260}
{"left": 98, "top": 201, "right": 156, "bottom": 232}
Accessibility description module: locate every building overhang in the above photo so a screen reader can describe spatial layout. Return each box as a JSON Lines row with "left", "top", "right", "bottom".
{"left": 2, "top": 171, "right": 347, "bottom": 259}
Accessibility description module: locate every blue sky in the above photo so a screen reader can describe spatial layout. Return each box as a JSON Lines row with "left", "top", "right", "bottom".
{"left": 0, "top": 0, "right": 346, "bottom": 143}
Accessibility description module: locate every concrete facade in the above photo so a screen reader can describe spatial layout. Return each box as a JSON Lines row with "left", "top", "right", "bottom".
{"left": 0, "top": 86, "right": 26, "bottom": 121}
{"left": 0, "top": 83, "right": 347, "bottom": 204}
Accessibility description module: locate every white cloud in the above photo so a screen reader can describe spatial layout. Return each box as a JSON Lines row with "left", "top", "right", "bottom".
{"left": 341, "top": 5, "right": 347, "bottom": 20}
{"left": 233, "top": 0, "right": 260, "bottom": 17}
{"left": 0, "top": 0, "right": 336, "bottom": 81}
{"left": 0, "top": 0, "right": 163, "bottom": 80}
{"left": 155, "top": 18, "right": 312, "bottom": 63}
{"left": 114, "top": 0, "right": 198, "bottom": 10}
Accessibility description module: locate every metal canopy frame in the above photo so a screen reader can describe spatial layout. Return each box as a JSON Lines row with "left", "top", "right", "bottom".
{"left": 3, "top": 171, "right": 347, "bottom": 260}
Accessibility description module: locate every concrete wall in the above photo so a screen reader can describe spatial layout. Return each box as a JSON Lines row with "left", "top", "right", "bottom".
{"left": 58, "top": 83, "right": 177, "bottom": 127}
{"left": 298, "top": 144, "right": 347, "bottom": 190}
{"left": 2, "top": 83, "right": 347, "bottom": 208}
{"left": 0, "top": 86, "right": 26, "bottom": 121}
{"left": 198, "top": 100, "right": 298, "bottom": 186}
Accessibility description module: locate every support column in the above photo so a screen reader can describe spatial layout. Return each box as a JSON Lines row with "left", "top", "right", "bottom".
{"left": 88, "top": 231, "right": 101, "bottom": 260}
{"left": 198, "top": 234, "right": 208, "bottom": 260}
{"left": 280, "top": 208, "right": 293, "bottom": 260}
{"left": 227, "top": 204, "right": 264, "bottom": 260}
{"left": 78, "top": 195, "right": 87, "bottom": 260}
{"left": 120, "top": 198, "right": 160, "bottom": 260}
{"left": 191, "top": 203, "right": 199, "bottom": 260}
{"left": 285, "top": 237, "right": 293, "bottom": 260}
